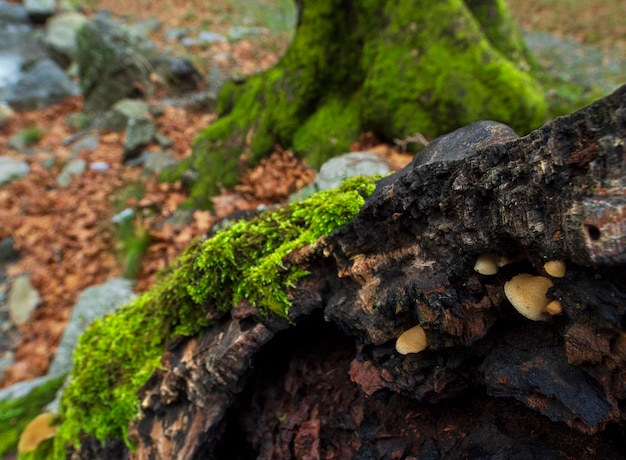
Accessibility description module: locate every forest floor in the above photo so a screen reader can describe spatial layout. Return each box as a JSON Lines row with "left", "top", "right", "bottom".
{"left": 0, "top": 0, "right": 624, "bottom": 387}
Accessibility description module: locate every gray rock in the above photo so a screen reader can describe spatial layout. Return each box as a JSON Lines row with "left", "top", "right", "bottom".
{"left": 23, "top": 0, "right": 56, "bottom": 23}
{"left": 123, "top": 117, "right": 156, "bottom": 161}
{"left": 65, "top": 111, "right": 91, "bottom": 130}
{"left": 0, "top": 351, "right": 14, "bottom": 375}
{"left": 0, "top": 237, "right": 18, "bottom": 264}
{"left": 164, "top": 27, "right": 191, "bottom": 42}
{"left": 104, "top": 98, "right": 151, "bottom": 131}
{"left": 150, "top": 55, "right": 202, "bottom": 92}
{"left": 8, "top": 274, "right": 41, "bottom": 325}
{"left": 8, "top": 126, "right": 42, "bottom": 150}
{"left": 0, "top": 102, "right": 14, "bottom": 126}
{"left": 0, "top": 52, "right": 22, "bottom": 94}
{"left": 289, "top": 152, "right": 391, "bottom": 203}
{"left": 76, "top": 16, "right": 154, "bottom": 112}
{"left": 47, "top": 278, "right": 136, "bottom": 378}
{"left": 154, "top": 131, "right": 175, "bottom": 148}
{"left": 410, "top": 120, "right": 519, "bottom": 168}
{"left": 89, "top": 161, "right": 109, "bottom": 171}
{"left": 142, "top": 150, "right": 177, "bottom": 174}
{"left": 56, "top": 158, "right": 86, "bottom": 187}
{"left": 44, "top": 11, "right": 89, "bottom": 68}
{"left": 228, "top": 26, "right": 267, "bottom": 41}
{"left": 112, "top": 208, "right": 134, "bottom": 223}
{"left": 3, "top": 57, "right": 79, "bottom": 109}
{"left": 130, "top": 17, "right": 162, "bottom": 37}
{"left": 0, "top": 156, "right": 29, "bottom": 184}
{"left": 316, "top": 152, "right": 391, "bottom": 191}
{"left": 0, "top": 374, "right": 55, "bottom": 402}
{"left": 70, "top": 134, "right": 99, "bottom": 157}
{"left": 0, "top": 0, "right": 29, "bottom": 26}
{"left": 182, "top": 31, "right": 227, "bottom": 46}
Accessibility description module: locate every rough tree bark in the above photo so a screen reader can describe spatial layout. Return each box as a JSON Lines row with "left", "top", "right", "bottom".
{"left": 163, "top": 0, "right": 547, "bottom": 208}
{"left": 81, "top": 85, "right": 626, "bottom": 459}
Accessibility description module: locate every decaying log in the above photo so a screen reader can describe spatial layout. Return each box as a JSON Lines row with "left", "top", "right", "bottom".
{"left": 113, "top": 86, "right": 626, "bottom": 459}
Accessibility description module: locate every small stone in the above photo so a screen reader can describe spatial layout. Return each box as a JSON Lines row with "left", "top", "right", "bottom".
{"left": 8, "top": 274, "right": 41, "bottom": 325}
{"left": 315, "top": 152, "right": 390, "bottom": 191}
{"left": 70, "top": 134, "right": 99, "bottom": 157}
{"left": 23, "top": 0, "right": 56, "bottom": 24}
{"left": 56, "top": 159, "right": 86, "bottom": 187}
{"left": 65, "top": 112, "right": 92, "bottom": 130}
{"left": 0, "top": 103, "right": 15, "bottom": 127}
{"left": 0, "top": 157, "right": 29, "bottom": 185}
{"left": 112, "top": 208, "right": 135, "bottom": 224}
{"left": 228, "top": 26, "right": 267, "bottom": 41}
{"left": 104, "top": 99, "right": 151, "bottom": 132}
{"left": 0, "top": 237, "right": 18, "bottom": 264}
{"left": 89, "top": 161, "right": 109, "bottom": 171}
{"left": 143, "top": 150, "right": 176, "bottom": 174}
{"left": 44, "top": 12, "right": 89, "bottom": 68}
{"left": 123, "top": 117, "right": 156, "bottom": 162}
{"left": 3, "top": 58, "right": 80, "bottom": 110}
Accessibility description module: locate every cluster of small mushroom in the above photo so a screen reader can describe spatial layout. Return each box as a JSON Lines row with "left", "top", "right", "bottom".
{"left": 394, "top": 255, "right": 567, "bottom": 355}
{"left": 474, "top": 253, "right": 566, "bottom": 321}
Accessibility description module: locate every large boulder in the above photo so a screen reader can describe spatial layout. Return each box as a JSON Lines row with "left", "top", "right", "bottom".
{"left": 3, "top": 58, "right": 79, "bottom": 109}
{"left": 75, "top": 16, "right": 155, "bottom": 112}
{"left": 44, "top": 11, "right": 89, "bottom": 68}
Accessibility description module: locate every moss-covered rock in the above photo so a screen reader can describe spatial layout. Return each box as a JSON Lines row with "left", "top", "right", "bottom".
{"left": 51, "top": 176, "right": 379, "bottom": 458}
{"left": 164, "top": 0, "right": 547, "bottom": 209}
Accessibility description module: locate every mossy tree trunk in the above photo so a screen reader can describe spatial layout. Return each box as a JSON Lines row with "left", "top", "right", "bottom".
{"left": 165, "top": 0, "right": 547, "bottom": 208}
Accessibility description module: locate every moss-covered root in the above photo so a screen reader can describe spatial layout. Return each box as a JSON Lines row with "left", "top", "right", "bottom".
{"left": 51, "top": 176, "right": 379, "bottom": 458}
{"left": 360, "top": 0, "right": 547, "bottom": 142}
{"left": 163, "top": 0, "right": 545, "bottom": 210}
{"left": 465, "top": 0, "right": 537, "bottom": 68}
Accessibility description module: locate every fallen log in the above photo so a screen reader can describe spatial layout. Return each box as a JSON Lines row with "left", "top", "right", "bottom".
{"left": 78, "top": 86, "right": 626, "bottom": 459}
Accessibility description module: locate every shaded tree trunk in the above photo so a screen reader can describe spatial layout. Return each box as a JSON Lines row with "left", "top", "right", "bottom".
{"left": 93, "top": 86, "right": 626, "bottom": 459}
{"left": 163, "top": 0, "right": 547, "bottom": 208}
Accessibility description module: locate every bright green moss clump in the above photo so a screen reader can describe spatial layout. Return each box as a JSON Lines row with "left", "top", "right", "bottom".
{"left": 52, "top": 176, "right": 378, "bottom": 457}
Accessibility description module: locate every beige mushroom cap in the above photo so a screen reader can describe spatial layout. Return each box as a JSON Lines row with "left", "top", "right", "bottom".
{"left": 474, "top": 253, "right": 498, "bottom": 275}
{"left": 396, "top": 325, "right": 428, "bottom": 355}
{"left": 544, "top": 259, "right": 566, "bottom": 278}
{"left": 18, "top": 412, "right": 59, "bottom": 453}
{"left": 504, "top": 273, "right": 554, "bottom": 321}
{"left": 543, "top": 300, "right": 563, "bottom": 316}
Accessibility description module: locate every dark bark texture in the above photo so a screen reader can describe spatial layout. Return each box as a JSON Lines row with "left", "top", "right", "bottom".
{"left": 80, "top": 86, "right": 626, "bottom": 459}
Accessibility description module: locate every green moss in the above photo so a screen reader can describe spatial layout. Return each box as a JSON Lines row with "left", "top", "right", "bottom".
{"left": 9, "top": 126, "right": 44, "bottom": 149}
{"left": 293, "top": 94, "right": 362, "bottom": 168}
{"left": 0, "top": 375, "right": 65, "bottom": 457}
{"left": 52, "top": 176, "right": 378, "bottom": 458}
{"left": 465, "top": 0, "right": 536, "bottom": 68}
{"left": 361, "top": 0, "right": 547, "bottom": 140}
{"left": 19, "top": 436, "right": 54, "bottom": 460}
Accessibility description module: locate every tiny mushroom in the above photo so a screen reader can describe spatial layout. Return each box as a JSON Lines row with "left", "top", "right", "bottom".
{"left": 544, "top": 259, "right": 566, "bottom": 278}
{"left": 18, "top": 412, "right": 59, "bottom": 453}
{"left": 543, "top": 299, "right": 563, "bottom": 316}
{"left": 474, "top": 253, "right": 498, "bottom": 275}
{"left": 396, "top": 325, "right": 428, "bottom": 355}
{"left": 504, "top": 273, "right": 554, "bottom": 321}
